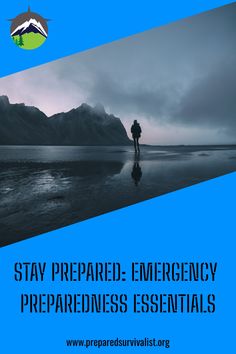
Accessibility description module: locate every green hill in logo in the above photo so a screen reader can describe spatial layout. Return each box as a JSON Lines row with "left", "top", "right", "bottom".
{"left": 10, "top": 7, "right": 49, "bottom": 50}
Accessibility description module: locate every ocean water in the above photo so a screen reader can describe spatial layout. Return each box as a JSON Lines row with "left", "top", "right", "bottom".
{"left": 1, "top": 145, "right": 236, "bottom": 246}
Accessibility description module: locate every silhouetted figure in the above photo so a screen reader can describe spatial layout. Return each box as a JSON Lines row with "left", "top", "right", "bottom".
{"left": 131, "top": 160, "right": 142, "bottom": 186}
{"left": 131, "top": 120, "right": 142, "bottom": 152}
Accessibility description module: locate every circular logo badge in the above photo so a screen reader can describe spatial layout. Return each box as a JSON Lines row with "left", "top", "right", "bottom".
{"left": 10, "top": 7, "right": 48, "bottom": 50}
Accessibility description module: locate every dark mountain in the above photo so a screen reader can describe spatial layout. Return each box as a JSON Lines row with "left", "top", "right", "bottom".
{"left": 0, "top": 96, "right": 131, "bottom": 146}
{"left": 49, "top": 103, "right": 131, "bottom": 145}
{"left": 0, "top": 96, "right": 57, "bottom": 145}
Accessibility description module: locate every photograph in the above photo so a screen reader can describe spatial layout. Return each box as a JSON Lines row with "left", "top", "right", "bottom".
{"left": 0, "top": 3, "right": 236, "bottom": 246}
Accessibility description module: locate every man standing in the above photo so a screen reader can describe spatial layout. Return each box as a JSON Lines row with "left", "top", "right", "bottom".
{"left": 131, "top": 120, "right": 142, "bottom": 152}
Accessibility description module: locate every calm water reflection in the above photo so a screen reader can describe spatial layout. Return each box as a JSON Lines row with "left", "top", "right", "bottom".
{"left": 0, "top": 145, "right": 236, "bottom": 246}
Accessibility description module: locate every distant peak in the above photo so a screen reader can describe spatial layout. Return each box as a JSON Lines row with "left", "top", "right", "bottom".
{"left": 0, "top": 95, "right": 10, "bottom": 106}
{"left": 79, "top": 103, "right": 92, "bottom": 110}
{"left": 94, "top": 103, "right": 106, "bottom": 115}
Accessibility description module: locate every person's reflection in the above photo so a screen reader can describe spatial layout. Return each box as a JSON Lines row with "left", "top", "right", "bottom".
{"left": 131, "top": 152, "right": 142, "bottom": 186}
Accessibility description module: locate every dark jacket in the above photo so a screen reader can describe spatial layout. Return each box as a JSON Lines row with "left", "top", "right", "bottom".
{"left": 131, "top": 123, "right": 142, "bottom": 138}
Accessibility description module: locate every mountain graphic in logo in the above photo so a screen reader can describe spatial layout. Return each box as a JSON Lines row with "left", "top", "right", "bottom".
{"left": 10, "top": 7, "right": 49, "bottom": 50}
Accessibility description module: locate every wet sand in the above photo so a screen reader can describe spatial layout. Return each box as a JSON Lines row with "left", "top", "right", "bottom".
{"left": 1, "top": 145, "right": 236, "bottom": 247}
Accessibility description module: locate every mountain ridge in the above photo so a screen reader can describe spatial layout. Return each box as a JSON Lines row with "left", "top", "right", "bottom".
{"left": 11, "top": 18, "right": 48, "bottom": 38}
{"left": 0, "top": 96, "right": 131, "bottom": 146}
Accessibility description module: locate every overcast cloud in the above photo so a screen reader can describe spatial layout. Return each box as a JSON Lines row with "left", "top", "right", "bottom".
{"left": 0, "top": 3, "right": 235, "bottom": 144}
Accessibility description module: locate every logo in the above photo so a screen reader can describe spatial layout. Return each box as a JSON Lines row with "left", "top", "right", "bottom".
{"left": 9, "top": 6, "right": 49, "bottom": 50}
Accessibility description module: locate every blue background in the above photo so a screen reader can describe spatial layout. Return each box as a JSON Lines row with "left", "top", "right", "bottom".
{"left": 0, "top": 0, "right": 234, "bottom": 77}
{"left": 0, "top": 0, "right": 235, "bottom": 352}
{"left": 0, "top": 173, "right": 235, "bottom": 353}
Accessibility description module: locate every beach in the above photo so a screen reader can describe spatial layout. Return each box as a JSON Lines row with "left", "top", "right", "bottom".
{"left": 1, "top": 145, "right": 236, "bottom": 246}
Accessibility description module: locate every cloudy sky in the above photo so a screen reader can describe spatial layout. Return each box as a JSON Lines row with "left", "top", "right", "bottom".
{"left": 0, "top": 3, "right": 235, "bottom": 144}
